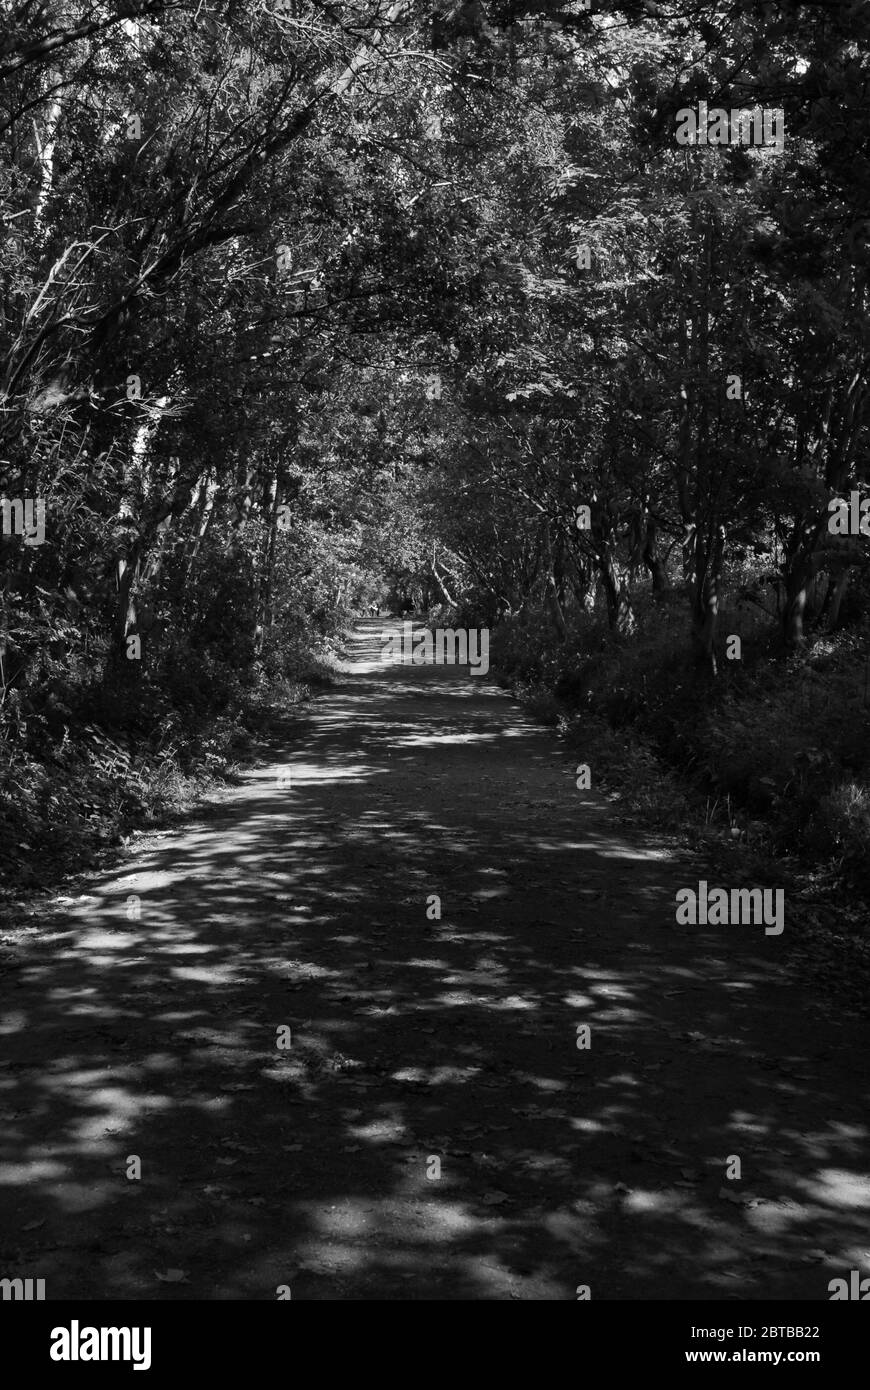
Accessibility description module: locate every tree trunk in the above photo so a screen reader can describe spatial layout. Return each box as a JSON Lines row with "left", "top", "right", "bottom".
{"left": 825, "top": 567, "right": 851, "bottom": 630}
{"left": 690, "top": 524, "right": 724, "bottom": 673}
{"left": 255, "top": 479, "right": 279, "bottom": 656}
{"left": 431, "top": 544, "right": 456, "bottom": 606}
{"left": 643, "top": 520, "right": 669, "bottom": 595}
{"left": 782, "top": 546, "right": 816, "bottom": 648}
{"left": 542, "top": 519, "right": 567, "bottom": 640}
{"left": 599, "top": 552, "right": 635, "bottom": 634}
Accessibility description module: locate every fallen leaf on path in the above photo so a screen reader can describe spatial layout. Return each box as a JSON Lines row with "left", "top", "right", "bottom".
{"left": 482, "top": 1191, "right": 511, "bottom": 1205}
{"left": 154, "top": 1269, "right": 189, "bottom": 1283}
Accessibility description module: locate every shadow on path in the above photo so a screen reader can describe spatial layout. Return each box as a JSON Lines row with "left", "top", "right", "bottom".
{"left": 1, "top": 619, "right": 867, "bottom": 1299}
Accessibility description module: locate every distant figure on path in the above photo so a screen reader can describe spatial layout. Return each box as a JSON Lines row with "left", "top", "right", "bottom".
{"left": 368, "top": 602, "right": 380, "bottom": 617}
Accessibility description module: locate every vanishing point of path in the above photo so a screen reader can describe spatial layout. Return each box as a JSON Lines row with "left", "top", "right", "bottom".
{"left": 1, "top": 619, "right": 867, "bottom": 1300}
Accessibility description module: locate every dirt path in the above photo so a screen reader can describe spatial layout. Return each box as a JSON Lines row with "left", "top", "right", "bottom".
{"left": 1, "top": 618, "right": 867, "bottom": 1300}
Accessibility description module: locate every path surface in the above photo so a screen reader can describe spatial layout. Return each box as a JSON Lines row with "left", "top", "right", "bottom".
{"left": 1, "top": 619, "right": 868, "bottom": 1300}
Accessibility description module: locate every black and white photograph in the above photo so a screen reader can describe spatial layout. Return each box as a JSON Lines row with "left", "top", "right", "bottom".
{"left": 0, "top": 0, "right": 868, "bottom": 1356}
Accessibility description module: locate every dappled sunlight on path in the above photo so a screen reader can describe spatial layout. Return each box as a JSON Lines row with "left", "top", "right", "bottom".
{"left": 0, "top": 618, "right": 867, "bottom": 1299}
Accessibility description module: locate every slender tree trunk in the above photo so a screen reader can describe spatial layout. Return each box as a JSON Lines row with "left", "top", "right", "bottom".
{"left": 643, "top": 520, "right": 669, "bottom": 594}
{"left": 690, "top": 524, "right": 724, "bottom": 673}
{"left": 431, "top": 543, "right": 456, "bottom": 606}
{"left": 568, "top": 548, "right": 595, "bottom": 611}
{"left": 783, "top": 573, "right": 808, "bottom": 647}
{"left": 782, "top": 519, "right": 824, "bottom": 648}
{"left": 255, "top": 475, "right": 279, "bottom": 655}
{"left": 32, "top": 83, "right": 63, "bottom": 234}
{"left": 183, "top": 473, "right": 218, "bottom": 589}
{"left": 598, "top": 551, "right": 635, "bottom": 635}
{"left": 542, "top": 518, "right": 567, "bottom": 640}
{"left": 824, "top": 567, "right": 851, "bottom": 630}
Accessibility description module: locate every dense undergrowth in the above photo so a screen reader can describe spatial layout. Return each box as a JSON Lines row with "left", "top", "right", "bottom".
{"left": 492, "top": 591, "right": 870, "bottom": 899}
{"left": 0, "top": 633, "right": 336, "bottom": 910}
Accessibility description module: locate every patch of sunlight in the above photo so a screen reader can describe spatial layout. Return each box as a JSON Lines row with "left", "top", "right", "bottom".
{"left": 433, "top": 930, "right": 506, "bottom": 944}
{"left": 349, "top": 1119, "right": 408, "bottom": 1143}
{"left": 563, "top": 993, "right": 596, "bottom": 1008}
{"left": 189, "top": 1093, "right": 233, "bottom": 1112}
{"left": 63, "top": 1004, "right": 126, "bottom": 1020}
{"left": 744, "top": 1205, "right": 797, "bottom": 1236}
{"left": 624, "top": 1190, "right": 688, "bottom": 1214}
{"left": 799, "top": 1168, "right": 870, "bottom": 1209}
{"left": 409, "top": 1201, "right": 485, "bottom": 1235}
{"left": 428, "top": 1066, "right": 483, "bottom": 1084}
{"left": 569, "top": 1118, "right": 610, "bottom": 1133}
{"left": 434, "top": 991, "right": 491, "bottom": 1006}
{"left": 54, "top": 1081, "right": 172, "bottom": 1119}
{"left": 175, "top": 1028, "right": 252, "bottom": 1045}
{"left": 541, "top": 1208, "right": 595, "bottom": 1240}
{"left": 595, "top": 1007, "right": 636, "bottom": 1023}
{"left": 311, "top": 1202, "right": 374, "bottom": 1236}
{"left": 487, "top": 995, "right": 538, "bottom": 1011}
{"left": 0, "top": 1161, "right": 67, "bottom": 1183}
{"left": 142, "top": 923, "right": 200, "bottom": 939}
{"left": 394, "top": 731, "right": 501, "bottom": 746}
{"left": 729, "top": 1113, "right": 773, "bottom": 1134}
{"left": 0, "top": 1010, "right": 27, "bottom": 1034}
{"left": 70, "top": 1118, "right": 132, "bottom": 1144}
{"left": 153, "top": 941, "right": 213, "bottom": 956}
{"left": 262, "top": 1065, "right": 307, "bottom": 1083}
{"left": 442, "top": 972, "right": 494, "bottom": 986}
{"left": 71, "top": 954, "right": 130, "bottom": 968}
{"left": 547, "top": 838, "right": 672, "bottom": 860}
{"left": 300, "top": 1198, "right": 483, "bottom": 1249}
{"left": 74, "top": 931, "right": 144, "bottom": 951}
{"left": 42, "top": 987, "right": 100, "bottom": 1002}
{"left": 829, "top": 1124, "right": 868, "bottom": 1141}
{"left": 281, "top": 962, "right": 345, "bottom": 980}
{"left": 515, "top": 1074, "right": 567, "bottom": 1092}
{"left": 170, "top": 966, "right": 237, "bottom": 984}
{"left": 141, "top": 1053, "right": 179, "bottom": 1071}
{"left": 393, "top": 1064, "right": 482, "bottom": 1085}
{"left": 275, "top": 761, "right": 372, "bottom": 785}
